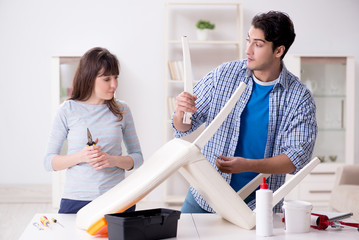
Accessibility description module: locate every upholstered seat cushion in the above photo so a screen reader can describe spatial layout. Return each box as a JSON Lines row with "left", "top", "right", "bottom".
{"left": 330, "top": 185, "right": 359, "bottom": 221}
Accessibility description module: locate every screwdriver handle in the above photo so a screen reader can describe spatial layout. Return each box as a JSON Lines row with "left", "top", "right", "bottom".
{"left": 40, "top": 216, "right": 51, "bottom": 227}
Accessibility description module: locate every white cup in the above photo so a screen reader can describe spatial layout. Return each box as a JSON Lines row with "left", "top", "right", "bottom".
{"left": 282, "top": 200, "right": 313, "bottom": 233}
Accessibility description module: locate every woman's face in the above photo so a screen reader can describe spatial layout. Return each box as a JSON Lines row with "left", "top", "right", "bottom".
{"left": 92, "top": 70, "right": 118, "bottom": 104}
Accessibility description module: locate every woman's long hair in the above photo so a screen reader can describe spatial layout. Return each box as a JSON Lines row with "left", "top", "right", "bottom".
{"left": 70, "top": 47, "right": 123, "bottom": 121}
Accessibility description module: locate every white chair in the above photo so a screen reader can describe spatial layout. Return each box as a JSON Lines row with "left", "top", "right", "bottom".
{"left": 330, "top": 165, "right": 359, "bottom": 221}
{"left": 76, "top": 82, "right": 320, "bottom": 235}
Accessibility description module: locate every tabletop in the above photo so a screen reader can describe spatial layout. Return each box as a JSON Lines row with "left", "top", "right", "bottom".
{"left": 20, "top": 213, "right": 358, "bottom": 240}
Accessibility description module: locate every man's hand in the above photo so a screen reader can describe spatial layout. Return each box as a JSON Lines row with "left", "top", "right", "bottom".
{"left": 215, "top": 155, "right": 247, "bottom": 173}
{"left": 175, "top": 91, "right": 197, "bottom": 118}
{"left": 173, "top": 91, "right": 197, "bottom": 131}
{"left": 215, "top": 153, "right": 296, "bottom": 174}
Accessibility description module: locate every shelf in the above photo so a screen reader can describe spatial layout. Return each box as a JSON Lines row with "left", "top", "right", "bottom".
{"left": 313, "top": 94, "right": 345, "bottom": 98}
{"left": 284, "top": 55, "right": 355, "bottom": 208}
{"left": 167, "top": 80, "right": 200, "bottom": 84}
{"left": 51, "top": 56, "right": 80, "bottom": 208}
{"left": 301, "top": 56, "right": 347, "bottom": 65}
{"left": 318, "top": 128, "right": 345, "bottom": 132}
{"left": 163, "top": 2, "right": 243, "bottom": 204}
{"left": 168, "top": 40, "right": 240, "bottom": 45}
{"left": 312, "top": 162, "right": 344, "bottom": 172}
{"left": 167, "top": 2, "right": 241, "bottom": 6}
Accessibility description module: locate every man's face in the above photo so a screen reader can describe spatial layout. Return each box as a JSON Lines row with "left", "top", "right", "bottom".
{"left": 245, "top": 27, "right": 278, "bottom": 71}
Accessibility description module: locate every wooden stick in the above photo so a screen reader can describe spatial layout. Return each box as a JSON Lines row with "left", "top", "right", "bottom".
{"left": 182, "top": 36, "right": 193, "bottom": 124}
{"left": 272, "top": 157, "right": 320, "bottom": 208}
{"left": 193, "top": 82, "right": 247, "bottom": 149}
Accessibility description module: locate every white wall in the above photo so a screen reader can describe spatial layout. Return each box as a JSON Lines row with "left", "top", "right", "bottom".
{"left": 0, "top": 0, "right": 358, "bottom": 200}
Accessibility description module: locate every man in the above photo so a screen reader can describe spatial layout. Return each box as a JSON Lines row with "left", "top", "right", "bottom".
{"left": 172, "top": 11, "right": 317, "bottom": 213}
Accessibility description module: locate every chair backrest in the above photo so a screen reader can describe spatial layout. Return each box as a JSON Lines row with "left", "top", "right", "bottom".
{"left": 336, "top": 165, "right": 359, "bottom": 186}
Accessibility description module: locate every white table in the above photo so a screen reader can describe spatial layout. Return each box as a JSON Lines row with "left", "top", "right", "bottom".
{"left": 20, "top": 213, "right": 358, "bottom": 240}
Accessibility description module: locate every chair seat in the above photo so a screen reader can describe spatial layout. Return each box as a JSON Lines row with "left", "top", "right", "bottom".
{"left": 330, "top": 185, "right": 359, "bottom": 221}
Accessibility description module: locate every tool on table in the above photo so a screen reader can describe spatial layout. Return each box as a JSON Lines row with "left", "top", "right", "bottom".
{"left": 329, "top": 212, "right": 354, "bottom": 222}
{"left": 87, "top": 128, "right": 96, "bottom": 146}
{"left": 40, "top": 216, "right": 52, "bottom": 229}
{"left": 52, "top": 217, "right": 64, "bottom": 228}
{"left": 311, "top": 212, "right": 359, "bottom": 231}
{"left": 32, "top": 222, "right": 44, "bottom": 230}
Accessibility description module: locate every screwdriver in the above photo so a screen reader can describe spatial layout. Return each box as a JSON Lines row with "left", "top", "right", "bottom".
{"left": 32, "top": 222, "right": 44, "bottom": 230}
{"left": 52, "top": 217, "right": 64, "bottom": 227}
{"left": 40, "top": 216, "right": 52, "bottom": 229}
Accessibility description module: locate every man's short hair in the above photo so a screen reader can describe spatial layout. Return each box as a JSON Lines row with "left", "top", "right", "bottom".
{"left": 252, "top": 11, "right": 296, "bottom": 59}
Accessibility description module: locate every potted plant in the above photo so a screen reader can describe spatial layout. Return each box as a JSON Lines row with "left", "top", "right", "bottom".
{"left": 196, "top": 20, "right": 215, "bottom": 41}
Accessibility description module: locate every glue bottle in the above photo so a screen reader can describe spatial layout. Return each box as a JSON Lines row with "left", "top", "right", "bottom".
{"left": 256, "top": 177, "right": 273, "bottom": 236}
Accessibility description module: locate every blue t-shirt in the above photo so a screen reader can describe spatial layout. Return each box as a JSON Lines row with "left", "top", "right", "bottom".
{"left": 230, "top": 76, "right": 276, "bottom": 202}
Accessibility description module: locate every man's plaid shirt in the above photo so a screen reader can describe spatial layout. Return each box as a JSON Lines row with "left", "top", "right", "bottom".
{"left": 172, "top": 59, "right": 317, "bottom": 213}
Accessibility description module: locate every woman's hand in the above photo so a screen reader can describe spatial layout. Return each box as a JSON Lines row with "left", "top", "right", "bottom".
{"left": 77, "top": 139, "right": 103, "bottom": 164}
{"left": 89, "top": 153, "right": 135, "bottom": 170}
{"left": 88, "top": 152, "right": 117, "bottom": 170}
{"left": 79, "top": 137, "right": 134, "bottom": 170}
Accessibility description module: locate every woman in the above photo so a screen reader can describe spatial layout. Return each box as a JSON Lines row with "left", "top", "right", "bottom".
{"left": 44, "top": 47, "right": 143, "bottom": 213}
